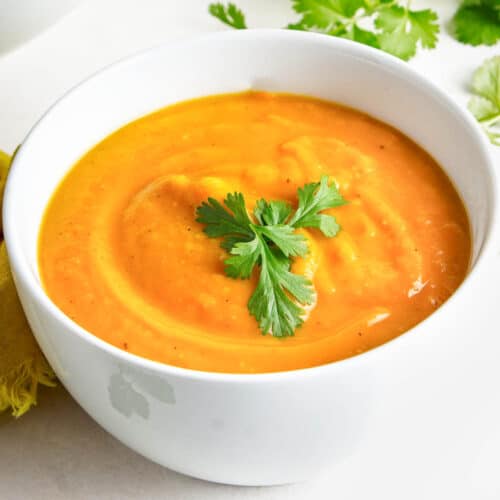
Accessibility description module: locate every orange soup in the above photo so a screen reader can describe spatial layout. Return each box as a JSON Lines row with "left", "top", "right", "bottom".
{"left": 38, "top": 92, "right": 471, "bottom": 373}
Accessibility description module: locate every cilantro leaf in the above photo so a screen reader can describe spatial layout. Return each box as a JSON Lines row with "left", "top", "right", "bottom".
{"left": 209, "top": 2, "right": 247, "bottom": 29}
{"left": 195, "top": 193, "right": 254, "bottom": 251}
{"left": 346, "top": 25, "right": 380, "bottom": 48}
{"left": 222, "top": 227, "right": 314, "bottom": 336}
{"left": 375, "top": 6, "right": 439, "bottom": 61}
{"left": 248, "top": 240, "right": 314, "bottom": 337}
{"left": 196, "top": 177, "right": 345, "bottom": 336}
{"left": 256, "top": 225, "right": 309, "bottom": 257}
{"left": 254, "top": 199, "right": 292, "bottom": 225}
{"left": 406, "top": 9, "right": 440, "bottom": 49}
{"left": 288, "top": 0, "right": 367, "bottom": 34}
{"left": 225, "top": 238, "right": 261, "bottom": 279}
{"left": 224, "top": 230, "right": 314, "bottom": 336}
{"left": 453, "top": 0, "right": 500, "bottom": 46}
{"left": 468, "top": 56, "right": 500, "bottom": 146}
{"left": 289, "top": 175, "right": 346, "bottom": 236}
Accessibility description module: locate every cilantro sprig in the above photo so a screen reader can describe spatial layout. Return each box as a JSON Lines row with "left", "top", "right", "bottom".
{"left": 468, "top": 56, "right": 500, "bottom": 146}
{"left": 208, "top": 1, "right": 440, "bottom": 61}
{"left": 196, "top": 176, "right": 346, "bottom": 337}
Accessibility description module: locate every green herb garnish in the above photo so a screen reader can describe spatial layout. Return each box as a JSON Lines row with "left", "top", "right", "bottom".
{"left": 196, "top": 176, "right": 346, "bottom": 337}
{"left": 453, "top": 0, "right": 500, "bottom": 47}
{"left": 209, "top": 2, "right": 247, "bottom": 29}
{"left": 208, "top": 1, "right": 440, "bottom": 61}
{"left": 468, "top": 56, "right": 500, "bottom": 146}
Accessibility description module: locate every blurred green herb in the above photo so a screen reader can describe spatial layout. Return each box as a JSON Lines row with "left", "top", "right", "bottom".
{"left": 209, "top": 2, "right": 247, "bottom": 29}
{"left": 468, "top": 56, "right": 500, "bottom": 146}
{"left": 453, "top": 0, "right": 500, "bottom": 46}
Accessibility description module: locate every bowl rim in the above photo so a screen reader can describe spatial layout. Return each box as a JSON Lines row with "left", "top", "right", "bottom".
{"left": 3, "top": 29, "right": 499, "bottom": 383}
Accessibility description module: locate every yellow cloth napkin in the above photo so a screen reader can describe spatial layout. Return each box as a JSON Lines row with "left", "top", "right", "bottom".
{"left": 0, "top": 149, "right": 56, "bottom": 417}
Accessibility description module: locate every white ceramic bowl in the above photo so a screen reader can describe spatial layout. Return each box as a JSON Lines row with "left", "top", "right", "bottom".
{"left": 3, "top": 30, "right": 498, "bottom": 486}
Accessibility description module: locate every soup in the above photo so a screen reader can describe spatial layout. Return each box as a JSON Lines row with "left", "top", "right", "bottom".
{"left": 38, "top": 92, "right": 470, "bottom": 373}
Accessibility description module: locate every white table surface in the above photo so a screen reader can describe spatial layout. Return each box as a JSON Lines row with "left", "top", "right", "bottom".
{"left": 1, "top": 1, "right": 500, "bottom": 499}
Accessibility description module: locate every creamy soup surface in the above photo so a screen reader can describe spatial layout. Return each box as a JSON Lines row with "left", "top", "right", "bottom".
{"left": 38, "top": 92, "right": 471, "bottom": 373}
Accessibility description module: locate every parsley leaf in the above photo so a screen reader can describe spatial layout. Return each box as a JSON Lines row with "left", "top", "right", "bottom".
{"left": 196, "top": 176, "right": 346, "bottom": 336}
{"left": 345, "top": 25, "right": 380, "bottom": 49}
{"left": 289, "top": 176, "right": 346, "bottom": 236}
{"left": 375, "top": 5, "right": 439, "bottom": 61}
{"left": 195, "top": 193, "right": 254, "bottom": 251}
{"left": 248, "top": 240, "right": 314, "bottom": 337}
{"left": 208, "top": 2, "right": 247, "bottom": 29}
{"left": 225, "top": 234, "right": 314, "bottom": 337}
{"left": 254, "top": 199, "right": 292, "bottom": 225}
{"left": 208, "top": 1, "right": 440, "bottom": 61}
{"left": 256, "top": 225, "right": 309, "bottom": 258}
{"left": 225, "top": 237, "right": 261, "bottom": 279}
{"left": 453, "top": 0, "right": 500, "bottom": 46}
{"left": 288, "top": 0, "right": 368, "bottom": 34}
{"left": 468, "top": 56, "right": 500, "bottom": 146}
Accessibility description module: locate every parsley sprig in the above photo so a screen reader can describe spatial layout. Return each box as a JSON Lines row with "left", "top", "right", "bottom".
{"left": 208, "top": 1, "right": 440, "bottom": 61}
{"left": 196, "top": 176, "right": 346, "bottom": 337}
{"left": 208, "top": 1, "right": 500, "bottom": 58}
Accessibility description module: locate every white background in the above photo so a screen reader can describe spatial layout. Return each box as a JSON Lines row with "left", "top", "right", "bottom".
{"left": 0, "top": 1, "right": 499, "bottom": 499}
